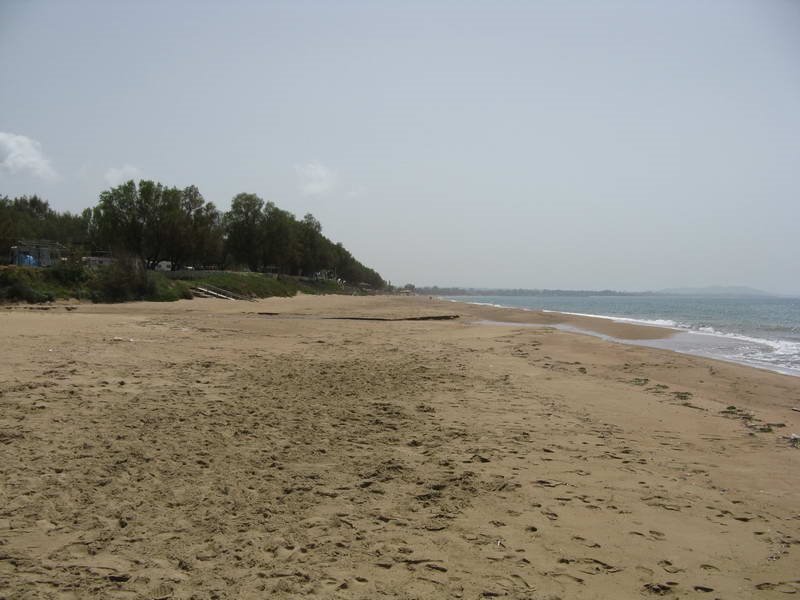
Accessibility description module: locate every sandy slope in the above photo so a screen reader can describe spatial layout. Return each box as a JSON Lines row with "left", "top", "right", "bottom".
{"left": 1, "top": 295, "right": 799, "bottom": 599}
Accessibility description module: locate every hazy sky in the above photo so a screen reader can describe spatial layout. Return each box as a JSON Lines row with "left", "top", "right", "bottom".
{"left": 2, "top": 1, "right": 799, "bottom": 293}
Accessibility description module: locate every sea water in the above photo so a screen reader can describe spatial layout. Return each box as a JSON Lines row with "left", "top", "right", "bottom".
{"left": 444, "top": 295, "right": 800, "bottom": 377}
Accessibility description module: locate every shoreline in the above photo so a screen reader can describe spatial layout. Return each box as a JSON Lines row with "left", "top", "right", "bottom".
{"left": 1, "top": 294, "right": 799, "bottom": 598}
{"left": 440, "top": 295, "right": 800, "bottom": 378}
{"left": 435, "top": 298, "right": 677, "bottom": 340}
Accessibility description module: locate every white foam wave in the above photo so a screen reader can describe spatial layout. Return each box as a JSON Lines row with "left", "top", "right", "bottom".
{"left": 443, "top": 297, "right": 800, "bottom": 375}
{"left": 686, "top": 327, "right": 800, "bottom": 355}
{"left": 546, "top": 310, "right": 800, "bottom": 357}
{"left": 542, "top": 309, "right": 681, "bottom": 329}
{"left": 443, "top": 298, "right": 533, "bottom": 310}
{"left": 462, "top": 300, "right": 514, "bottom": 309}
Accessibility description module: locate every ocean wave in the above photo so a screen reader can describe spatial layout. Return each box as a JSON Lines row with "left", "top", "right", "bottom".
{"left": 541, "top": 309, "right": 683, "bottom": 329}
{"left": 444, "top": 297, "right": 800, "bottom": 374}
{"left": 686, "top": 327, "right": 800, "bottom": 355}
{"left": 551, "top": 311, "right": 800, "bottom": 356}
{"left": 537, "top": 310, "right": 800, "bottom": 355}
{"left": 457, "top": 300, "right": 518, "bottom": 309}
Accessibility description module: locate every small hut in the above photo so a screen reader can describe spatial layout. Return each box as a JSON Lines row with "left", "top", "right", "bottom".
{"left": 9, "top": 240, "right": 66, "bottom": 267}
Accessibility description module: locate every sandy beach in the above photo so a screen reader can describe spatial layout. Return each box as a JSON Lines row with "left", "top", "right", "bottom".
{"left": 1, "top": 294, "right": 799, "bottom": 599}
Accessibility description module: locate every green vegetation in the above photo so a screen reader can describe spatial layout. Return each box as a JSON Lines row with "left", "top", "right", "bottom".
{"left": 0, "top": 267, "right": 68, "bottom": 303}
{"left": 220, "top": 192, "right": 383, "bottom": 287}
{"left": 0, "top": 266, "right": 366, "bottom": 305}
{"left": 189, "top": 272, "right": 297, "bottom": 298}
{"left": 176, "top": 271, "right": 363, "bottom": 299}
{"left": 1, "top": 180, "right": 385, "bottom": 303}
{"left": 0, "top": 263, "right": 191, "bottom": 303}
{"left": 89, "top": 259, "right": 192, "bottom": 303}
{"left": 0, "top": 196, "right": 90, "bottom": 259}
{"left": 90, "top": 182, "right": 223, "bottom": 270}
{"left": 85, "top": 183, "right": 383, "bottom": 287}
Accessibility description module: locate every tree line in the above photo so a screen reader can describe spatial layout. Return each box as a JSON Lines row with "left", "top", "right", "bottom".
{"left": 0, "top": 180, "right": 385, "bottom": 288}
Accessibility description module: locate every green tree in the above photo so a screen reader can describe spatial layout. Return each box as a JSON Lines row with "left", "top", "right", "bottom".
{"left": 1, "top": 194, "right": 90, "bottom": 259}
{"left": 183, "top": 187, "right": 223, "bottom": 268}
{"left": 2, "top": 182, "right": 386, "bottom": 289}
{"left": 224, "top": 193, "right": 265, "bottom": 270}
{"left": 91, "top": 180, "right": 144, "bottom": 259}
{"left": 262, "top": 202, "right": 300, "bottom": 274}
{"left": 91, "top": 180, "right": 224, "bottom": 269}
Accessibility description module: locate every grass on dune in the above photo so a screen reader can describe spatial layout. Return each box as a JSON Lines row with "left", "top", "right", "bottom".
{"left": 0, "top": 264, "right": 358, "bottom": 304}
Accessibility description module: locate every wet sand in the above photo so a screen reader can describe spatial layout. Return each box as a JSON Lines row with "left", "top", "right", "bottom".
{"left": 1, "top": 294, "right": 799, "bottom": 599}
{"left": 445, "top": 301, "right": 677, "bottom": 340}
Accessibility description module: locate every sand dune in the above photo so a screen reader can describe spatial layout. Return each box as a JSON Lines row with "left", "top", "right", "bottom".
{"left": 1, "top": 295, "right": 799, "bottom": 599}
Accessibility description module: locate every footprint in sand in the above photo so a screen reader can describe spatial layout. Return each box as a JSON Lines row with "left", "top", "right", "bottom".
{"left": 642, "top": 582, "right": 675, "bottom": 595}
{"left": 571, "top": 535, "right": 601, "bottom": 548}
{"left": 629, "top": 530, "right": 666, "bottom": 542}
{"left": 755, "top": 581, "right": 800, "bottom": 593}
{"left": 558, "top": 557, "right": 621, "bottom": 574}
{"left": 657, "top": 560, "right": 684, "bottom": 574}
{"left": 548, "top": 572, "right": 584, "bottom": 584}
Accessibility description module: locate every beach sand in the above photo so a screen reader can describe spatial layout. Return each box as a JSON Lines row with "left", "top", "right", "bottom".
{"left": 1, "top": 294, "right": 799, "bottom": 599}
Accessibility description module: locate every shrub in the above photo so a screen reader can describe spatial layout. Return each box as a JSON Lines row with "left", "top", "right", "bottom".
{"left": 89, "top": 258, "right": 153, "bottom": 302}
{"left": 0, "top": 268, "right": 54, "bottom": 303}
{"left": 88, "top": 259, "right": 193, "bottom": 303}
{"left": 49, "top": 259, "right": 89, "bottom": 286}
{"left": 146, "top": 272, "right": 193, "bottom": 302}
{"left": 2, "top": 280, "right": 54, "bottom": 303}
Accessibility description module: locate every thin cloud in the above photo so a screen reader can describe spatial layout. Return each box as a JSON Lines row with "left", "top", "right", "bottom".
{"left": 104, "top": 164, "right": 142, "bottom": 186}
{"left": 295, "top": 161, "right": 337, "bottom": 196}
{"left": 0, "top": 132, "right": 58, "bottom": 180}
